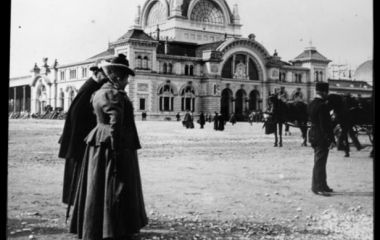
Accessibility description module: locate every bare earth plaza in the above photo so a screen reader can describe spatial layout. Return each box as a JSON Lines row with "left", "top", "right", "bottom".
{"left": 8, "top": 0, "right": 373, "bottom": 239}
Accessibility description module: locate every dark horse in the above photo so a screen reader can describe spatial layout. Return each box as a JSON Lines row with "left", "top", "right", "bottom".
{"left": 266, "top": 95, "right": 309, "bottom": 147}
{"left": 326, "top": 94, "right": 373, "bottom": 157}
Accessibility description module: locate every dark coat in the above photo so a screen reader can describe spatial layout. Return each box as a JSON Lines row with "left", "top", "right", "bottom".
{"left": 199, "top": 113, "right": 206, "bottom": 125}
{"left": 229, "top": 114, "right": 236, "bottom": 124}
{"left": 213, "top": 114, "right": 219, "bottom": 130}
{"left": 69, "top": 83, "right": 147, "bottom": 239}
{"left": 58, "top": 78, "right": 101, "bottom": 205}
{"left": 307, "top": 98, "right": 335, "bottom": 147}
{"left": 218, "top": 115, "right": 225, "bottom": 131}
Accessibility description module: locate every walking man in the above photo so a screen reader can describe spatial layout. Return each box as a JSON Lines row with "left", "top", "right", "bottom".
{"left": 142, "top": 111, "right": 147, "bottom": 121}
{"left": 58, "top": 58, "right": 109, "bottom": 208}
{"left": 307, "top": 82, "right": 336, "bottom": 197}
{"left": 176, "top": 112, "right": 180, "bottom": 121}
{"left": 183, "top": 110, "right": 192, "bottom": 129}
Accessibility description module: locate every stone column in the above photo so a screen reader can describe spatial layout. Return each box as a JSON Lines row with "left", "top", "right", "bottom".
{"left": 13, "top": 87, "right": 17, "bottom": 112}
{"left": 232, "top": 98, "right": 235, "bottom": 113}
{"left": 246, "top": 55, "right": 249, "bottom": 79}
{"left": 23, "top": 86, "right": 26, "bottom": 111}
{"left": 232, "top": 55, "right": 236, "bottom": 76}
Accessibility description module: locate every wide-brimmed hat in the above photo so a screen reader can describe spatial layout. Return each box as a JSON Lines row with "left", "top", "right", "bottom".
{"left": 100, "top": 54, "right": 135, "bottom": 83}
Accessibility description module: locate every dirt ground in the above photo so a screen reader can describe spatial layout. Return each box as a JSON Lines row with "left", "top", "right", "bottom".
{"left": 7, "top": 119, "right": 373, "bottom": 240}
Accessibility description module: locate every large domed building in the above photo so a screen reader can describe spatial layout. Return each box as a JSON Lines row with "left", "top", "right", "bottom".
{"left": 355, "top": 60, "right": 373, "bottom": 86}
{"left": 9, "top": 0, "right": 373, "bottom": 118}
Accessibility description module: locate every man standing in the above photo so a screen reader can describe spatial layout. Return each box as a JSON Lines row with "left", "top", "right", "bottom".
{"left": 176, "top": 112, "right": 181, "bottom": 121}
{"left": 199, "top": 111, "right": 206, "bottom": 129}
{"left": 218, "top": 112, "right": 225, "bottom": 131}
{"left": 58, "top": 59, "right": 109, "bottom": 207}
{"left": 142, "top": 111, "right": 147, "bottom": 121}
{"left": 213, "top": 112, "right": 219, "bottom": 131}
{"left": 307, "top": 82, "right": 336, "bottom": 197}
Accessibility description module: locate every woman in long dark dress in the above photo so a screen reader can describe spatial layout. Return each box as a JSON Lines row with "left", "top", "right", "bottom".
{"left": 218, "top": 113, "right": 225, "bottom": 131}
{"left": 69, "top": 54, "right": 148, "bottom": 240}
{"left": 213, "top": 112, "right": 219, "bottom": 131}
{"left": 199, "top": 111, "right": 206, "bottom": 129}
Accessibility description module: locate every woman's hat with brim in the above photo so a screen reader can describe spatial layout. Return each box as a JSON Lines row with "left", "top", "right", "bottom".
{"left": 100, "top": 54, "right": 135, "bottom": 83}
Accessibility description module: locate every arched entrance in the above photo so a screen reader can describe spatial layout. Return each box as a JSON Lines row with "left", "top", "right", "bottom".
{"left": 249, "top": 90, "right": 260, "bottom": 111}
{"left": 235, "top": 89, "right": 247, "bottom": 115}
{"left": 220, "top": 88, "right": 233, "bottom": 117}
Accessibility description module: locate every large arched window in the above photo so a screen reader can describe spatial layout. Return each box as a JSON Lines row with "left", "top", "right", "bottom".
{"left": 168, "top": 63, "right": 173, "bottom": 74}
{"left": 221, "top": 54, "right": 259, "bottom": 80}
{"left": 137, "top": 56, "right": 142, "bottom": 68}
{"left": 146, "top": 1, "right": 167, "bottom": 26}
{"left": 185, "top": 65, "right": 189, "bottom": 75}
{"left": 190, "top": 65, "right": 194, "bottom": 76}
{"left": 190, "top": 0, "right": 225, "bottom": 25}
{"left": 249, "top": 90, "right": 260, "bottom": 111}
{"left": 158, "top": 84, "right": 174, "bottom": 111}
{"left": 181, "top": 85, "right": 196, "bottom": 112}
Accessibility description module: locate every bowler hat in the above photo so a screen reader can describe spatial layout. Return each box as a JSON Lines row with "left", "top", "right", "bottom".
{"left": 315, "top": 82, "right": 329, "bottom": 92}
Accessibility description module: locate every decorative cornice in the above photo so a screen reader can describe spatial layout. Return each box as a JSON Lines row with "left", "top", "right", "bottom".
{"left": 157, "top": 54, "right": 203, "bottom": 61}
{"left": 217, "top": 39, "right": 271, "bottom": 62}
{"left": 281, "top": 65, "right": 310, "bottom": 71}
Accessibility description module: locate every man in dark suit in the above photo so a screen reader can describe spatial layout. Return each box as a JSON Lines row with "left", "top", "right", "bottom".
{"left": 307, "top": 82, "right": 336, "bottom": 197}
{"left": 58, "top": 59, "right": 109, "bottom": 207}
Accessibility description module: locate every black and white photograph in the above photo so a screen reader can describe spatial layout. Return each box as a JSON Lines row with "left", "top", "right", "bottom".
{"left": 8, "top": 0, "right": 373, "bottom": 239}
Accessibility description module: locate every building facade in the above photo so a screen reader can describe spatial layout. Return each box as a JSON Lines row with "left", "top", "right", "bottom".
{"left": 9, "top": 0, "right": 373, "bottom": 119}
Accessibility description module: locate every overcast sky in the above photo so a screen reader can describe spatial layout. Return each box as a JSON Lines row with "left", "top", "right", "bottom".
{"left": 10, "top": 0, "right": 372, "bottom": 78}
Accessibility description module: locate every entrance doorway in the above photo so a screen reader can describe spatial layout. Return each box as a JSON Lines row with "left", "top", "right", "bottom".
{"left": 249, "top": 90, "right": 260, "bottom": 111}
{"left": 220, "top": 88, "right": 233, "bottom": 119}
{"left": 235, "top": 89, "right": 247, "bottom": 115}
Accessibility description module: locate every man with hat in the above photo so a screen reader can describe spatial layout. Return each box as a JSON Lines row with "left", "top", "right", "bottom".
{"left": 58, "top": 58, "right": 109, "bottom": 210}
{"left": 307, "top": 82, "right": 336, "bottom": 197}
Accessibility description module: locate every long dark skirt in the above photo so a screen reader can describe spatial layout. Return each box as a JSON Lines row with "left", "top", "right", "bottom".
{"left": 69, "top": 144, "right": 148, "bottom": 239}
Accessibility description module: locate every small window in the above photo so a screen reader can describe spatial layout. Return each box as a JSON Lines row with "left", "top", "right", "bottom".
{"left": 69, "top": 69, "right": 77, "bottom": 79}
{"left": 203, "top": 35, "right": 208, "bottom": 41}
{"left": 185, "top": 65, "right": 189, "bottom": 75}
{"left": 210, "top": 36, "right": 215, "bottom": 42}
{"left": 139, "top": 98, "right": 145, "bottom": 110}
{"left": 163, "top": 63, "right": 167, "bottom": 74}
{"left": 60, "top": 71, "right": 65, "bottom": 81}
{"left": 184, "top": 33, "right": 189, "bottom": 39}
{"left": 82, "top": 68, "right": 87, "bottom": 78}
{"left": 191, "top": 34, "right": 195, "bottom": 40}
{"left": 190, "top": 65, "right": 194, "bottom": 76}
{"left": 197, "top": 35, "right": 202, "bottom": 40}
{"left": 168, "top": 63, "right": 173, "bottom": 74}
{"left": 143, "top": 56, "right": 148, "bottom": 69}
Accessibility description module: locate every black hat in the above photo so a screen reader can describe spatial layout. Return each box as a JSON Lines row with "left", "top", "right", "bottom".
{"left": 315, "top": 82, "right": 329, "bottom": 92}
{"left": 109, "top": 54, "right": 135, "bottom": 77}
{"left": 90, "top": 58, "right": 105, "bottom": 71}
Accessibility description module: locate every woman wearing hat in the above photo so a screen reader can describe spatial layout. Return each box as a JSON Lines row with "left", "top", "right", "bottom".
{"left": 69, "top": 54, "right": 148, "bottom": 239}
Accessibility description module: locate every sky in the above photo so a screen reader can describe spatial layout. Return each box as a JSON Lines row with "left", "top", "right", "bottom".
{"left": 10, "top": 0, "right": 373, "bottom": 79}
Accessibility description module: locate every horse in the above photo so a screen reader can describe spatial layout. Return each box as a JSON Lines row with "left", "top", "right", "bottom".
{"left": 266, "top": 94, "right": 309, "bottom": 147}
{"left": 326, "top": 94, "right": 373, "bottom": 157}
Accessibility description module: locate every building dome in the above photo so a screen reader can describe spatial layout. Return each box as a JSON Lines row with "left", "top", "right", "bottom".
{"left": 355, "top": 60, "right": 372, "bottom": 85}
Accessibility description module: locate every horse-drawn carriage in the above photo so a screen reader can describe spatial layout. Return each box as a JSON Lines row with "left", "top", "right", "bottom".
{"left": 263, "top": 92, "right": 373, "bottom": 157}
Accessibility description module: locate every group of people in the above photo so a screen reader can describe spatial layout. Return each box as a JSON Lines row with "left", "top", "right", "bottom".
{"left": 58, "top": 54, "right": 147, "bottom": 239}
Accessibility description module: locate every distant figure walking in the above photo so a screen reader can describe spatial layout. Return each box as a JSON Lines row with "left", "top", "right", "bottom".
{"left": 199, "top": 111, "right": 206, "bottom": 129}
{"left": 213, "top": 112, "right": 219, "bottom": 131}
{"left": 142, "top": 111, "right": 147, "bottom": 121}
{"left": 229, "top": 113, "right": 236, "bottom": 125}
{"left": 248, "top": 112, "right": 254, "bottom": 126}
{"left": 218, "top": 113, "right": 225, "bottom": 131}
{"left": 207, "top": 112, "right": 212, "bottom": 123}
{"left": 183, "top": 110, "right": 192, "bottom": 129}
{"left": 176, "top": 112, "right": 180, "bottom": 121}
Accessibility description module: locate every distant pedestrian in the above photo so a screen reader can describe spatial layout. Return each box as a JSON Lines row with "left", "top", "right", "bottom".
{"left": 176, "top": 112, "right": 180, "bottom": 121}
{"left": 207, "top": 112, "right": 212, "bottom": 123}
{"left": 183, "top": 110, "right": 192, "bottom": 129}
{"left": 199, "top": 111, "right": 206, "bottom": 129}
{"left": 229, "top": 113, "right": 236, "bottom": 125}
{"left": 213, "top": 112, "right": 219, "bottom": 131}
{"left": 218, "top": 112, "right": 225, "bottom": 131}
{"left": 248, "top": 112, "right": 254, "bottom": 126}
{"left": 142, "top": 111, "right": 147, "bottom": 121}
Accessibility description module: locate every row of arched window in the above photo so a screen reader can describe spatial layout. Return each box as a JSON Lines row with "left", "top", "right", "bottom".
{"left": 136, "top": 56, "right": 149, "bottom": 69}
{"left": 314, "top": 71, "right": 324, "bottom": 82}
{"left": 160, "top": 62, "right": 195, "bottom": 76}
{"left": 158, "top": 84, "right": 196, "bottom": 112}
{"left": 279, "top": 72, "right": 303, "bottom": 83}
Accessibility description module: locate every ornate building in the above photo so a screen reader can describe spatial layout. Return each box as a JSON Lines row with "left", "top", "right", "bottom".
{"left": 9, "top": 0, "right": 373, "bottom": 118}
